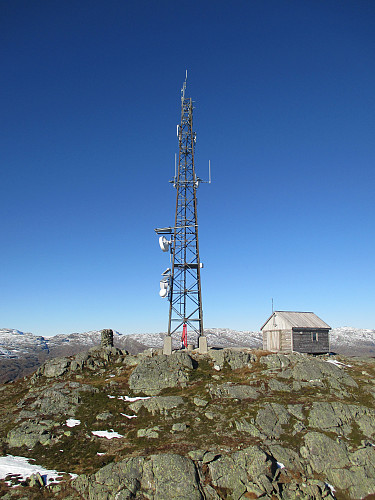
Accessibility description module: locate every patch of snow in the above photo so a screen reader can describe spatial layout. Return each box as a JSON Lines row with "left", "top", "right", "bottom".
{"left": 118, "top": 395, "right": 151, "bottom": 402}
{"left": 120, "top": 413, "right": 137, "bottom": 419}
{"left": 0, "top": 455, "right": 76, "bottom": 486}
{"left": 276, "top": 461, "right": 285, "bottom": 469}
{"left": 326, "top": 359, "right": 352, "bottom": 368}
{"left": 97, "top": 452, "right": 106, "bottom": 456}
{"left": 66, "top": 419, "right": 81, "bottom": 428}
{"left": 91, "top": 430, "right": 123, "bottom": 439}
{"left": 325, "top": 482, "right": 336, "bottom": 494}
{"left": 213, "top": 365, "right": 221, "bottom": 371}
{"left": 107, "top": 395, "right": 116, "bottom": 399}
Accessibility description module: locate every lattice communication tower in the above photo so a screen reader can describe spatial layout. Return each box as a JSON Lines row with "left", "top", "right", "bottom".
{"left": 156, "top": 74, "right": 209, "bottom": 346}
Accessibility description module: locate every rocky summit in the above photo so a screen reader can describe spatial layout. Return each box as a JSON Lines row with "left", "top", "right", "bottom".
{"left": 0, "top": 345, "right": 375, "bottom": 499}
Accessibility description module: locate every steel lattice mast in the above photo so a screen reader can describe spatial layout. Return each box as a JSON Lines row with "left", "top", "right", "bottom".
{"left": 156, "top": 74, "right": 208, "bottom": 352}
{"left": 168, "top": 77, "right": 203, "bottom": 339}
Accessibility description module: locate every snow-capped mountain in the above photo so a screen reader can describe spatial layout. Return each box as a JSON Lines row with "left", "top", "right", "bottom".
{"left": 0, "top": 329, "right": 49, "bottom": 357}
{"left": 1, "top": 325, "right": 374, "bottom": 359}
{"left": 0, "top": 325, "right": 374, "bottom": 383}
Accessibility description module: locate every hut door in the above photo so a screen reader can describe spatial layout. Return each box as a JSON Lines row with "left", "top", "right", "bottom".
{"left": 268, "top": 331, "right": 280, "bottom": 351}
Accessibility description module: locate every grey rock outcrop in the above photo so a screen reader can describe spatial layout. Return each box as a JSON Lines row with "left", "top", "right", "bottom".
{"left": 17, "top": 381, "right": 97, "bottom": 419}
{"left": 208, "top": 348, "right": 256, "bottom": 370}
{"left": 308, "top": 401, "right": 375, "bottom": 437}
{"left": 129, "top": 396, "right": 185, "bottom": 415}
{"left": 7, "top": 419, "right": 55, "bottom": 448}
{"left": 33, "top": 346, "right": 126, "bottom": 380}
{"left": 128, "top": 351, "right": 194, "bottom": 395}
{"left": 72, "top": 454, "right": 202, "bottom": 499}
{"left": 208, "top": 383, "right": 259, "bottom": 400}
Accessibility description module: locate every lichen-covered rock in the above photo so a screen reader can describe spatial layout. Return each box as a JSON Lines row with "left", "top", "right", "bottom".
{"left": 129, "top": 396, "right": 185, "bottom": 415}
{"left": 326, "top": 445, "right": 375, "bottom": 499}
{"left": 268, "top": 378, "right": 291, "bottom": 392}
{"left": 128, "top": 352, "right": 194, "bottom": 395}
{"left": 292, "top": 358, "right": 358, "bottom": 388}
{"left": 73, "top": 456, "right": 145, "bottom": 499}
{"left": 72, "top": 454, "right": 201, "bottom": 500}
{"left": 7, "top": 420, "right": 55, "bottom": 448}
{"left": 255, "top": 403, "right": 290, "bottom": 438}
{"left": 261, "top": 353, "right": 292, "bottom": 369}
{"left": 193, "top": 397, "right": 208, "bottom": 407}
{"left": 235, "top": 418, "right": 265, "bottom": 438}
{"left": 17, "top": 382, "right": 97, "bottom": 418}
{"left": 267, "top": 444, "right": 304, "bottom": 472}
{"left": 151, "top": 454, "right": 202, "bottom": 499}
{"left": 308, "top": 401, "right": 375, "bottom": 438}
{"left": 208, "top": 383, "right": 259, "bottom": 400}
{"left": 208, "top": 445, "right": 273, "bottom": 498}
{"left": 304, "top": 431, "right": 350, "bottom": 474}
{"left": 208, "top": 348, "right": 256, "bottom": 370}
{"left": 137, "top": 426, "right": 160, "bottom": 438}
{"left": 38, "top": 357, "right": 71, "bottom": 378}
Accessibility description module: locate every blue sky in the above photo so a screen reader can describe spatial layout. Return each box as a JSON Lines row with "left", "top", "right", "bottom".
{"left": 1, "top": 0, "right": 374, "bottom": 336}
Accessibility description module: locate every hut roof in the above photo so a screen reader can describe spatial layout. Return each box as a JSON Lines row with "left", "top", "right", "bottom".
{"left": 261, "top": 311, "right": 331, "bottom": 331}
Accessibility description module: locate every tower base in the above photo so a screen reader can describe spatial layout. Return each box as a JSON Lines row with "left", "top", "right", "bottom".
{"left": 198, "top": 336, "right": 208, "bottom": 354}
{"left": 163, "top": 336, "right": 172, "bottom": 355}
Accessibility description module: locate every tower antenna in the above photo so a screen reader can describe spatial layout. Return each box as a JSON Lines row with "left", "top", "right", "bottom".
{"left": 155, "top": 72, "right": 209, "bottom": 354}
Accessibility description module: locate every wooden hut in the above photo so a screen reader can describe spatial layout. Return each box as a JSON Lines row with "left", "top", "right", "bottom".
{"left": 261, "top": 311, "right": 330, "bottom": 354}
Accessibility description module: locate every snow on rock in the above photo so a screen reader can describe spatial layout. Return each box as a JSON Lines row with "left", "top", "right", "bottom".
{"left": 118, "top": 395, "right": 151, "bottom": 402}
{"left": 66, "top": 419, "right": 81, "bottom": 427}
{"left": 120, "top": 413, "right": 137, "bottom": 419}
{"left": 0, "top": 455, "right": 76, "bottom": 486}
{"left": 325, "top": 359, "right": 352, "bottom": 368}
{"left": 91, "top": 430, "right": 123, "bottom": 439}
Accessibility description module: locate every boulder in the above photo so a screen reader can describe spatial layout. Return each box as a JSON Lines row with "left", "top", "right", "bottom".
{"left": 39, "top": 357, "right": 70, "bottom": 378}
{"left": 137, "top": 427, "right": 160, "bottom": 438}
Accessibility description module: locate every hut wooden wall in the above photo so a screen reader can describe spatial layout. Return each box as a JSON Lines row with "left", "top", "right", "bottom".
{"left": 292, "top": 330, "right": 329, "bottom": 354}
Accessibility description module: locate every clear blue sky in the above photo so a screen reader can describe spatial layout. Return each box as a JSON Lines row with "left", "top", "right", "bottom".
{"left": 1, "top": 0, "right": 374, "bottom": 336}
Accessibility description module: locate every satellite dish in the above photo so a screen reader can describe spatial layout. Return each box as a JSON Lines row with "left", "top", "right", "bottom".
{"left": 159, "top": 279, "right": 170, "bottom": 298}
{"left": 159, "top": 236, "right": 171, "bottom": 252}
{"left": 160, "top": 279, "right": 168, "bottom": 290}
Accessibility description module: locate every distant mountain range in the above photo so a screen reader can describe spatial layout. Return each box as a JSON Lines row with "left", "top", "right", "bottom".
{"left": 0, "top": 326, "right": 374, "bottom": 383}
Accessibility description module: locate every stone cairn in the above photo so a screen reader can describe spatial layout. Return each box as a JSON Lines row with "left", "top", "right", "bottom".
{"left": 101, "top": 329, "right": 114, "bottom": 348}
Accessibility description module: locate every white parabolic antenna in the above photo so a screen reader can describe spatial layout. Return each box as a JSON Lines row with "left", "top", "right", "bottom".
{"left": 159, "top": 288, "right": 168, "bottom": 298}
{"left": 159, "top": 236, "right": 171, "bottom": 252}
